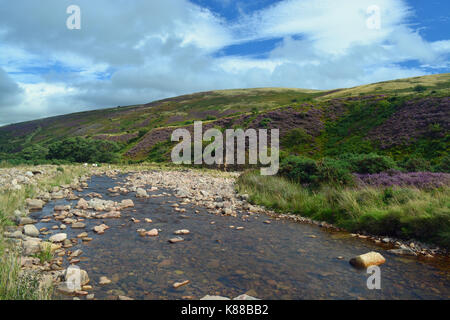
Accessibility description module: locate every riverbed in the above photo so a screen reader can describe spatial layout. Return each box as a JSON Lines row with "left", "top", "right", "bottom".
{"left": 30, "top": 174, "right": 450, "bottom": 300}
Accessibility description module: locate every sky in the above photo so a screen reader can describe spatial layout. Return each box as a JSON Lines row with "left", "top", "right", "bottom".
{"left": 0, "top": 0, "right": 449, "bottom": 126}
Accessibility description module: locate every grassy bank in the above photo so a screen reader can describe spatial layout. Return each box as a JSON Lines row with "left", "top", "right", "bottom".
{"left": 0, "top": 165, "right": 90, "bottom": 300}
{"left": 236, "top": 171, "right": 450, "bottom": 249}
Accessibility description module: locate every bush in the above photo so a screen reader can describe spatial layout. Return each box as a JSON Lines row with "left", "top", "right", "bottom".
{"left": 435, "top": 156, "right": 450, "bottom": 173}
{"left": 339, "top": 153, "right": 397, "bottom": 174}
{"left": 280, "top": 156, "right": 319, "bottom": 185}
{"left": 399, "top": 157, "right": 431, "bottom": 172}
{"left": 413, "top": 85, "right": 427, "bottom": 92}
{"left": 317, "top": 158, "right": 355, "bottom": 186}
{"left": 281, "top": 128, "right": 314, "bottom": 147}
{"left": 259, "top": 118, "right": 272, "bottom": 128}
{"left": 204, "top": 115, "right": 217, "bottom": 121}
{"left": 20, "top": 145, "right": 49, "bottom": 161}
{"left": 47, "top": 137, "right": 120, "bottom": 163}
{"left": 279, "top": 156, "right": 354, "bottom": 187}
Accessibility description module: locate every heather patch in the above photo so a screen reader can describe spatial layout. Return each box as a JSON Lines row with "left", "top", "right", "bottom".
{"left": 354, "top": 171, "right": 450, "bottom": 189}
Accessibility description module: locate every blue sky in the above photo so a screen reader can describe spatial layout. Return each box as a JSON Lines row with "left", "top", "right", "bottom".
{"left": 0, "top": 0, "right": 449, "bottom": 125}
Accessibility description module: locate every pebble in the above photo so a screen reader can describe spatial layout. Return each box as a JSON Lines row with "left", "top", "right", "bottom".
{"left": 146, "top": 229, "right": 159, "bottom": 237}
{"left": 169, "top": 237, "right": 184, "bottom": 243}
{"left": 173, "top": 280, "right": 190, "bottom": 289}
{"left": 174, "top": 229, "right": 190, "bottom": 235}
{"left": 99, "top": 276, "right": 112, "bottom": 285}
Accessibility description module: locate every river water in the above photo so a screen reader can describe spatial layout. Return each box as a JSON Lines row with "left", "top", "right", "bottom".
{"left": 30, "top": 175, "right": 450, "bottom": 300}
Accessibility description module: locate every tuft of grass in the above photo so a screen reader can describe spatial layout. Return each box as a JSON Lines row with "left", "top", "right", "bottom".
{"left": 0, "top": 239, "right": 52, "bottom": 300}
{"left": 32, "top": 246, "right": 53, "bottom": 265}
{"left": 237, "top": 170, "right": 450, "bottom": 248}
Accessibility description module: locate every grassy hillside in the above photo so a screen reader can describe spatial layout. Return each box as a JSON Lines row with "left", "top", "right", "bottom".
{"left": 0, "top": 73, "right": 449, "bottom": 165}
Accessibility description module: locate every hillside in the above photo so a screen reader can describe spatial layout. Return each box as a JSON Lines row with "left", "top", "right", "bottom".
{"left": 0, "top": 73, "right": 449, "bottom": 164}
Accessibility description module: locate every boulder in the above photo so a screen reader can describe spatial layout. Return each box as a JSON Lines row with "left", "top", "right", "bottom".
{"left": 120, "top": 199, "right": 134, "bottom": 209}
{"left": 49, "top": 233, "right": 68, "bottom": 243}
{"left": 350, "top": 252, "right": 386, "bottom": 269}
{"left": 24, "top": 225, "right": 39, "bottom": 237}
{"left": 76, "top": 198, "right": 89, "bottom": 210}
{"left": 136, "top": 188, "right": 148, "bottom": 198}
{"left": 61, "top": 266, "right": 90, "bottom": 293}
{"left": 71, "top": 222, "right": 86, "bottom": 229}
{"left": 23, "top": 239, "right": 41, "bottom": 255}
{"left": 26, "top": 199, "right": 44, "bottom": 211}
{"left": 18, "top": 217, "right": 35, "bottom": 225}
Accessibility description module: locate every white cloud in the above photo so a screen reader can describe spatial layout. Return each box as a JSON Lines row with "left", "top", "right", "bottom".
{"left": 0, "top": 0, "right": 449, "bottom": 125}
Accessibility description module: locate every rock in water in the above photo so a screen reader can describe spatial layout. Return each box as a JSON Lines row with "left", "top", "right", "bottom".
{"left": 136, "top": 188, "right": 148, "bottom": 198}
{"left": 174, "top": 229, "right": 190, "bottom": 235}
{"left": 120, "top": 199, "right": 135, "bottom": 209}
{"left": 76, "top": 198, "right": 89, "bottom": 210}
{"left": 169, "top": 237, "right": 184, "bottom": 243}
{"left": 233, "top": 294, "right": 260, "bottom": 300}
{"left": 99, "top": 276, "right": 112, "bottom": 285}
{"left": 173, "top": 280, "right": 190, "bottom": 289}
{"left": 71, "top": 222, "right": 86, "bottom": 229}
{"left": 26, "top": 199, "right": 44, "bottom": 210}
{"left": 49, "top": 233, "right": 67, "bottom": 243}
{"left": 200, "top": 295, "right": 231, "bottom": 300}
{"left": 388, "top": 248, "right": 417, "bottom": 256}
{"left": 350, "top": 252, "right": 386, "bottom": 269}
{"left": 146, "top": 229, "right": 159, "bottom": 237}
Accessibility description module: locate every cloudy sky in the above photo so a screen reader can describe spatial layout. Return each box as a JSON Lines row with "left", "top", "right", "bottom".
{"left": 0, "top": 0, "right": 449, "bottom": 126}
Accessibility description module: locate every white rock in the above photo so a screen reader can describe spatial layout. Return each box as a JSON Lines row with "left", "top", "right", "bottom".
{"left": 49, "top": 233, "right": 67, "bottom": 243}
{"left": 350, "top": 252, "right": 386, "bottom": 269}
{"left": 24, "top": 225, "right": 40, "bottom": 237}
{"left": 200, "top": 295, "right": 231, "bottom": 300}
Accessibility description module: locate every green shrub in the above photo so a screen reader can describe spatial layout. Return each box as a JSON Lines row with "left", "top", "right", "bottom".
{"left": 47, "top": 137, "right": 120, "bottom": 163}
{"left": 317, "top": 158, "right": 354, "bottom": 186}
{"left": 259, "top": 118, "right": 272, "bottom": 128}
{"left": 399, "top": 157, "right": 431, "bottom": 172}
{"left": 20, "top": 145, "right": 49, "bottom": 161}
{"left": 413, "top": 85, "right": 427, "bottom": 92}
{"left": 339, "top": 153, "right": 397, "bottom": 174}
{"left": 435, "top": 156, "right": 450, "bottom": 173}
{"left": 280, "top": 156, "right": 354, "bottom": 187}
{"left": 280, "top": 156, "right": 319, "bottom": 185}
{"left": 281, "top": 128, "right": 314, "bottom": 147}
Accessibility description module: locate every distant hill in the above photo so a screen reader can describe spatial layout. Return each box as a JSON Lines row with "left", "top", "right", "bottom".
{"left": 1, "top": 73, "right": 449, "bottom": 164}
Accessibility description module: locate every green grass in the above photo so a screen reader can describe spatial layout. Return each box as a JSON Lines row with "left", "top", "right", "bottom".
{"left": 0, "top": 243, "right": 52, "bottom": 300}
{"left": 32, "top": 245, "right": 53, "bottom": 265}
{"left": 236, "top": 171, "right": 450, "bottom": 248}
